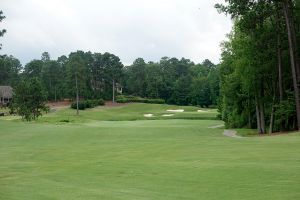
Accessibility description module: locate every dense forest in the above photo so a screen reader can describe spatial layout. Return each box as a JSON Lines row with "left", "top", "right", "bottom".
{"left": 0, "top": 50, "right": 220, "bottom": 107}
{"left": 216, "top": 0, "right": 300, "bottom": 133}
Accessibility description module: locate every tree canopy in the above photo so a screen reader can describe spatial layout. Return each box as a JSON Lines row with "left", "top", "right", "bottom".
{"left": 216, "top": 0, "right": 300, "bottom": 133}
{"left": 11, "top": 78, "right": 48, "bottom": 121}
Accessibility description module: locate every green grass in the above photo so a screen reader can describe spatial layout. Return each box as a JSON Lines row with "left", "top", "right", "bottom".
{"left": 236, "top": 129, "right": 259, "bottom": 137}
{"left": 37, "top": 103, "right": 218, "bottom": 123}
{"left": 0, "top": 104, "right": 300, "bottom": 199}
{"left": 236, "top": 129, "right": 300, "bottom": 137}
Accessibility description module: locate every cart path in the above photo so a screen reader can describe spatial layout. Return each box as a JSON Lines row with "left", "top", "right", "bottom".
{"left": 223, "top": 129, "right": 243, "bottom": 138}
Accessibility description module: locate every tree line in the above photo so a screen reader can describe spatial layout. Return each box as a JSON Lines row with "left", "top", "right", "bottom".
{"left": 216, "top": 0, "right": 300, "bottom": 133}
{"left": 0, "top": 50, "right": 220, "bottom": 107}
{"left": 0, "top": 8, "right": 221, "bottom": 109}
{"left": 124, "top": 57, "right": 220, "bottom": 106}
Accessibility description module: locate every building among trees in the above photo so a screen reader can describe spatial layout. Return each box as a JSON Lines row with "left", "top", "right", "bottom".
{"left": 116, "top": 83, "right": 123, "bottom": 94}
{"left": 0, "top": 86, "right": 13, "bottom": 105}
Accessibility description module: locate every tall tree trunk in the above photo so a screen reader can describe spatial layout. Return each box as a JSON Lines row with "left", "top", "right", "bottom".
{"left": 278, "top": 25, "right": 284, "bottom": 131}
{"left": 277, "top": 10, "right": 283, "bottom": 103}
{"left": 256, "top": 97, "right": 262, "bottom": 134}
{"left": 247, "top": 98, "right": 251, "bottom": 128}
{"left": 283, "top": 0, "right": 300, "bottom": 130}
{"left": 269, "top": 106, "right": 275, "bottom": 134}
{"left": 75, "top": 73, "right": 79, "bottom": 115}
{"left": 259, "top": 101, "right": 266, "bottom": 134}
{"left": 256, "top": 93, "right": 266, "bottom": 134}
{"left": 269, "top": 94, "right": 276, "bottom": 134}
{"left": 248, "top": 111, "right": 251, "bottom": 128}
{"left": 112, "top": 79, "right": 115, "bottom": 103}
{"left": 288, "top": 0, "right": 300, "bottom": 79}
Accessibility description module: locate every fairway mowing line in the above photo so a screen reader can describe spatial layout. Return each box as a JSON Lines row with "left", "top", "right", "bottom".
{"left": 223, "top": 130, "right": 243, "bottom": 139}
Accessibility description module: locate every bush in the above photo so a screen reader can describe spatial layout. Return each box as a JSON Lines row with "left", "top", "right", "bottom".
{"left": 143, "top": 98, "right": 165, "bottom": 104}
{"left": 116, "top": 98, "right": 129, "bottom": 103}
{"left": 71, "top": 102, "right": 76, "bottom": 109}
{"left": 97, "top": 99, "right": 105, "bottom": 106}
{"left": 85, "top": 100, "right": 92, "bottom": 108}
{"left": 71, "top": 99, "right": 105, "bottom": 110}
{"left": 116, "top": 95, "right": 165, "bottom": 104}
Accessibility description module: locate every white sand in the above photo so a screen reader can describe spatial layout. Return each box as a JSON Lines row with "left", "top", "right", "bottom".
{"left": 198, "top": 110, "right": 208, "bottom": 112}
{"left": 166, "top": 109, "right": 184, "bottom": 113}
{"left": 144, "top": 114, "right": 154, "bottom": 117}
{"left": 162, "top": 114, "right": 174, "bottom": 117}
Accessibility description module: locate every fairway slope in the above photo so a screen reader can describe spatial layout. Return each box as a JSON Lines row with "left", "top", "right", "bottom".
{"left": 0, "top": 104, "right": 300, "bottom": 199}
{"left": 35, "top": 103, "right": 218, "bottom": 123}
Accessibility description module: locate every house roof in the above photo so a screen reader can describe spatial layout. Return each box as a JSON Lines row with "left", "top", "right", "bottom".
{"left": 0, "top": 86, "right": 13, "bottom": 98}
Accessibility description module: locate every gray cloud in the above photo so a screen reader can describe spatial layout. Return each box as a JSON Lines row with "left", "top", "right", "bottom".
{"left": 1, "top": 0, "right": 232, "bottom": 65}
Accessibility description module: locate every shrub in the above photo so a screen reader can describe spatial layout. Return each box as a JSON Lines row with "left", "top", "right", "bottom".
{"left": 71, "top": 102, "right": 76, "bottom": 109}
{"left": 71, "top": 99, "right": 105, "bottom": 110}
{"left": 145, "top": 99, "right": 165, "bottom": 104}
{"left": 97, "top": 99, "right": 105, "bottom": 106}
{"left": 116, "top": 95, "right": 129, "bottom": 103}
{"left": 78, "top": 102, "right": 86, "bottom": 110}
{"left": 85, "top": 100, "right": 92, "bottom": 108}
{"left": 116, "top": 98, "right": 129, "bottom": 103}
{"left": 116, "top": 95, "right": 165, "bottom": 104}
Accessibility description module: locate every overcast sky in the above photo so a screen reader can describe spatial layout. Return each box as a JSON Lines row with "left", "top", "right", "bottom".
{"left": 1, "top": 0, "right": 232, "bottom": 66}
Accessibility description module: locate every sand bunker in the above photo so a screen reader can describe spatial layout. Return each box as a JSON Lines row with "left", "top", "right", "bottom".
{"left": 144, "top": 114, "right": 154, "bottom": 117}
{"left": 162, "top": 114, "right": 174, "bottom": 117}
{"left": 197, "top": 110, "right": 208, "bottom": 112}
{"left": 166, "top": 109, "right": 184, "bottom": 113}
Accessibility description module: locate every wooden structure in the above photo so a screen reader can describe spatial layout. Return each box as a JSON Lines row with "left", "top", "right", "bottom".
{"left": 0, "top": 86, "right": 13, "bottom": 105}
